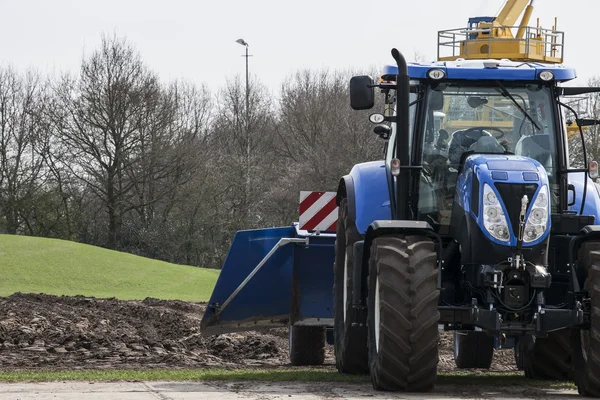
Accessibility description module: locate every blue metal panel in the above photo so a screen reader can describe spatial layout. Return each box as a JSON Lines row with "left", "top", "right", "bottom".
{"left": 469, "top": 17, "right": 495, "bottom": 24}
{"left": 293, "top": 234, "right": 335, "bottom": 321}
{"left": 201, "top": 226, "right": 338, "bottom": 335}
{"left": 568, "top": 172, "right": 600, "bottom": 221}
{"left": 347, "top": 160, "right": 392, "bottom": 234}
{"left": 447, "top": 67, "right": 536, "bottom": 81}
{"left": 201, "top": 226, "right": 295, "bottom": 334}
{"left": 382, "top": 63, "right": 576, "bottom": 82}
{"left": 487, "top": 159, "right": 538, "bottom": 171}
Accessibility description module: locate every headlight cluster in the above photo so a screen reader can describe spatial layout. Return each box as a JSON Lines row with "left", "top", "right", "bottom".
{"left": 523, "top": 185, "right": 549, "bottom": 243}
{"left": 483, "top": 184, "right": 510, "bottom": 242}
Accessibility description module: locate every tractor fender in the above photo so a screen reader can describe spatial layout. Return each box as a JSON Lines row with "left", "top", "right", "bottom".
{"left": 568, "top": 172, "right": 600, "bottom": 221}
{"left": 348, "top": 220, "right": 442, "bottom": 315}
{"left": 568, "top": 225, "right": 600, "bottom": 293}
{"left": 362, "top": 220, "right": 442, "bottom": 268}
{"left": 562, "top": 174, "right": 600, "bottom": 292}
{"left": 336, "top": 161, "right": 392, "bottom": 235}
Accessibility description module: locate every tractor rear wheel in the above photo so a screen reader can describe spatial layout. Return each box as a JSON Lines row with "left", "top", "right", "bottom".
{"left": 333, "top": 198, "right": 368, "bottom": 374}
{"left": 289, "top": 326, "right": 326, "bottom": 366}
{"left": 573, "top": 241, "right": 600, "bottom": 396}
{"left": 521, "top": 330, "right": 573, "bottom": 380}
{"left": 453, "top": 331, "right": 494, "bottom": 369}
{"left": 367, "top": 235, "right": 439, "bottom": 391}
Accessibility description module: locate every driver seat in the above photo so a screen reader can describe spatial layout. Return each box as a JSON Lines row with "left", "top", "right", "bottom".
{"left": 447, "top": 129, "right": 490, "bottom": 165}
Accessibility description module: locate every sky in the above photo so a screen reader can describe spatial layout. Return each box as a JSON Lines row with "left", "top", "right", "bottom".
{"left": 0, "top": 0, "right": 598, "bottom": 96}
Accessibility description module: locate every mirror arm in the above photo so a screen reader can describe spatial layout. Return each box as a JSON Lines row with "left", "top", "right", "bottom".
{"left": 558, "top": 87, "right": 600, "bottom": 96}
{"left": 577, "top": 118, "right": 600, "bottom": 127}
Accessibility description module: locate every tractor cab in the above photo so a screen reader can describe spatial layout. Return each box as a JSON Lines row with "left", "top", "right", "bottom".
{"left": 362, "top": 59, "right": 573, "bottom": 241}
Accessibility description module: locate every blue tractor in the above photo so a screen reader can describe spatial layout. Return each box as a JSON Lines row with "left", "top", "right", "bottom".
{"left": 201, "top": 48, "right": 600, "bottom": 396}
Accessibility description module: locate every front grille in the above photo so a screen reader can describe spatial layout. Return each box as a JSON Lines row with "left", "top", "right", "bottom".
{"left": 494, "top": 183, "right": 538, "bottom": 236}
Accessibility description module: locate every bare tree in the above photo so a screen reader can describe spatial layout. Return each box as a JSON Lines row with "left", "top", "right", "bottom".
{"left": 52, "top": 35, "right": 166, "bottom": 249}
{"left": 0, "top": 67, "right": 46, "bottom": 234}
{"left": 262, "top": 69, "right": 382, "bottom": 225}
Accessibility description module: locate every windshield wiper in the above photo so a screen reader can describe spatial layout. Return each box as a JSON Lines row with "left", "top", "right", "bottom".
{"left": 495, "top": 80, "right": 541, "bottom": 131}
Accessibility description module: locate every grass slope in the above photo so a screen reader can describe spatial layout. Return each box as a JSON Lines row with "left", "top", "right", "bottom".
{"left": 0, "top": 234, "right": 219, "bottom": 302}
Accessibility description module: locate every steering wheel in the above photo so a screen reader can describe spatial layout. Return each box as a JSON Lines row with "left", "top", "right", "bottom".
{"left": 462, "top": 126, "right": 506, "bottom": 141}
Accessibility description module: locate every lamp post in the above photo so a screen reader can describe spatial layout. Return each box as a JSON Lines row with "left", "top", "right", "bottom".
{"left": 236, "top": 38, "right": 251, "bottom": 225}
{"left": 235, "top": 38, "right": 250, "bottom": 123}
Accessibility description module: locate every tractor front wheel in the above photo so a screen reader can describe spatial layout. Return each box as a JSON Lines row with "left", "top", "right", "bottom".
{"left": 521, "top": 330, "right": 572, "bottom": 380}
{"left": 367, "top": 235, "right": 440, "bottom": 391}
{"left": 453, "top": 331, "right": 494, "bottom": 369}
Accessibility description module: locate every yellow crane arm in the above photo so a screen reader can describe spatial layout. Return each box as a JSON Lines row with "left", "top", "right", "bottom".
{"left": 494, "top": 0, "right": 531, "bottom": 27}
{"left": 515, "top": 0, "right": 535, "bottom": 38}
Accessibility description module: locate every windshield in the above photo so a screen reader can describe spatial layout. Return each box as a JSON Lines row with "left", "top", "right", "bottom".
{"left": 418, "top": 83, "right": 558, "bottom": 233}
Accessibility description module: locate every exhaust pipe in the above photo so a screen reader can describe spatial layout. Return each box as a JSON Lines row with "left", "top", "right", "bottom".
{"left": 391, "top": 48, "right": 411, "bottom": 220}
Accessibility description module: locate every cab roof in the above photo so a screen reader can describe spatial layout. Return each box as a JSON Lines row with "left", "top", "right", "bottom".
{"left": 382, "top": 59, "right": 576, "bottom": 82}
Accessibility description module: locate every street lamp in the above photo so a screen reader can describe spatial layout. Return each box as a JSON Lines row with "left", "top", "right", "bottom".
{"left": 236, "top": 38, "right": 251, "bottom": 224}
{"left": 235, "top": 38, "right": 250, "bottom": 123}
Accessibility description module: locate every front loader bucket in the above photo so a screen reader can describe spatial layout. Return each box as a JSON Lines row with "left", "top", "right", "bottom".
{"left": 201, "top": 224, "right": 335, "bottom": 336}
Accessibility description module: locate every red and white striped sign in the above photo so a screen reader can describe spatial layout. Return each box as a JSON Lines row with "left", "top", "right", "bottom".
{"left": 299, "top": 191, "right": 338, "bottom": 233}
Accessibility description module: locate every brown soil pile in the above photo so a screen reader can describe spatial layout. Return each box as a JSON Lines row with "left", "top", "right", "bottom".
{"left": 0, "top": 293, "right": 517, "bottom": 372}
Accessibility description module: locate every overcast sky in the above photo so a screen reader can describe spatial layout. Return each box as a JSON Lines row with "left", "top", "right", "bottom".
{"left": 0, "top": 0, "right": 597, "bottom": 95}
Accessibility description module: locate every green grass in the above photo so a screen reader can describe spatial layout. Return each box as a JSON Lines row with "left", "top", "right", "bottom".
{"left": 0, "top": 234, "right": 219, "bottom": 302}
{"left": 0, "top": 369, "right": 576, "bottom": 388}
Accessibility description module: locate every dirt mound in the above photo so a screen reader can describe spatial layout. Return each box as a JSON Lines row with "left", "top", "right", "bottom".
{"left": 0, "top": 293, "right": 516, "bottom": 372}
{"left": 0, "top": 293, "right": 286, "bottom": 370}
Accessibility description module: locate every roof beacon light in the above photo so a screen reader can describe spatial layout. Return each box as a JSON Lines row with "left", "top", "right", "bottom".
{"left": 539, "top": 70, "right": 554, "bottom": 81}
{"left": 427, "top": 69, "right": 446, "bottom": 80}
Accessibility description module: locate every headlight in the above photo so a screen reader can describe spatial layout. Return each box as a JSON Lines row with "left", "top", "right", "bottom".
{"left": 482, "top": 183, "right": 510, "bottom": 242}
{"left": 539, "top": 70, "right": 554, "bottom": 81}
{"left": 523, "top": 185, "right": 549, "bottom": 243}
{"left": 427, "top": 68, "right": 446, "bottom": 80}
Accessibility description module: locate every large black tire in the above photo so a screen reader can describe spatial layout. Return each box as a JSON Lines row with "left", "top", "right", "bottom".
{"left": 573, "top": 242, "right": 600, "bottom": 397}
{"left": 333, "top": 198, "right": 369, "bottom": 374}
{"left": 367, "top": 235, "right": 440, "bottom": 391}
{"left": 453, "top": 331, "right": 494, "bottom": 369}
{"left": 289, "top": 326, "right": 325, "bottom": 366}
{"left": 521, "top": 330, "right": 573, "bottom": 380}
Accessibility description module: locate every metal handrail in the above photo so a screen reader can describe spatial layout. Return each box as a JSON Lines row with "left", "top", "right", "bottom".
{"left": 437, "top": 24, "right": 565, "bottom": 61}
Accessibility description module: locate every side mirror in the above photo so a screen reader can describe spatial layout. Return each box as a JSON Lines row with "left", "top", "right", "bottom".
{"left": 350, "top": 75, "right": 375, "bottom": 110}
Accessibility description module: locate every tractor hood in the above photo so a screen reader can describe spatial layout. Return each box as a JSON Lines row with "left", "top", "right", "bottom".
{"left": 456, "top": 154, "right": 551, "bottom": 248}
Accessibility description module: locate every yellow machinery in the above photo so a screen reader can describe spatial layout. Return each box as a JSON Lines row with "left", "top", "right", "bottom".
{"left": 436, "top": 0, "right": 585, "bottom": 137}
{"left": 438, "top": 0, "right": 563, "bottom": 63}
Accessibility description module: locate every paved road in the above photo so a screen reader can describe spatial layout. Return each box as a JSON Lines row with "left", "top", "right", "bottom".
{"left": 0, "top": 381, "right": 588, "bottom": 399}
